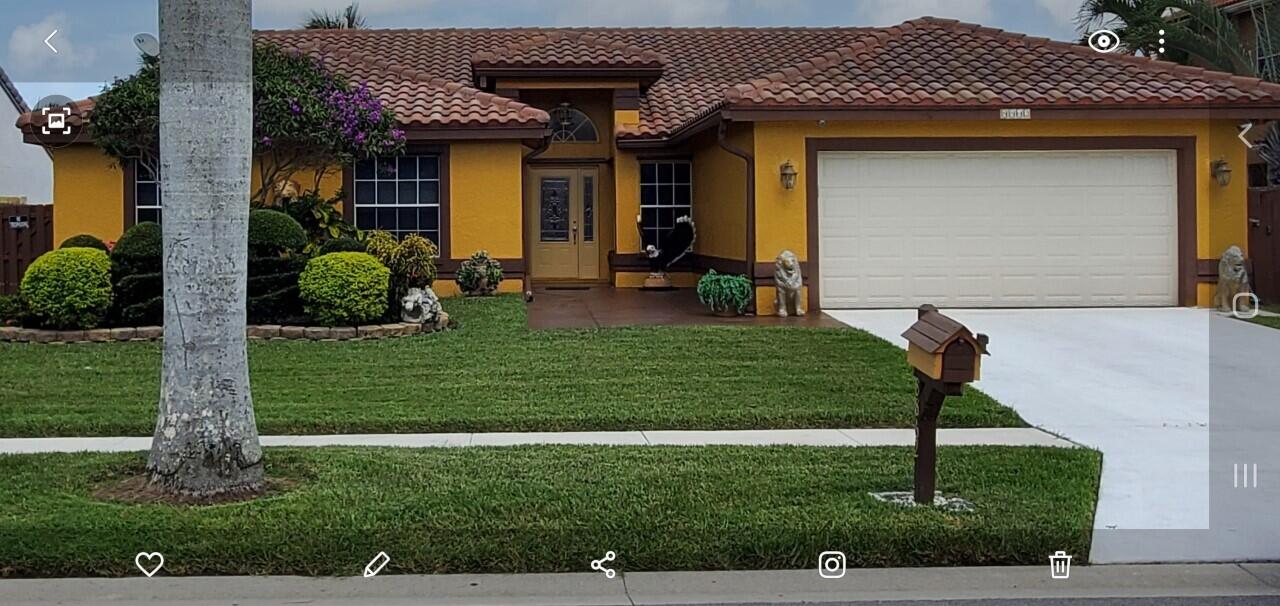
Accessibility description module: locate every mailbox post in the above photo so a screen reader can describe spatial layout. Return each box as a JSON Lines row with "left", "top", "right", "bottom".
{"left": 901, "top": 305, "right": 989, "bottom": 505}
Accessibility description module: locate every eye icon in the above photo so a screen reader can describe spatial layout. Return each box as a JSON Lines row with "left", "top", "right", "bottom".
{"left": 1088, "top": 29, "right": 1120, "bottom": 53}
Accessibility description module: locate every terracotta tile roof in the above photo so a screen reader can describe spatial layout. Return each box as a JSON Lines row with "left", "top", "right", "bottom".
{"left": 255, "top": 26, "right": 873, "bottom": 137}
{"left": 18, "top": 19, "right": 1280, "bottom": 141}
{"left": 471, "top": 31, "right": 664, "bottom": 69}
{"left": 726, "top": 18, "right": 1280, "bottom": 110}
{"left": 14, "top": 97, "right": 95, "bottom": 130}
{"left": 267, "top": 37, "right": 549, "bottom": 128}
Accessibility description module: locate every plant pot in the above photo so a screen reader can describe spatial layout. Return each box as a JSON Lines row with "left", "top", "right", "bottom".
{"left": 712, "top": 307, "right": 740, "bottom": 317}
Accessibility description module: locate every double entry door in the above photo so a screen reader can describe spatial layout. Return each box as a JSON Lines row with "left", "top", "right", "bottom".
{"left": 526, "top": 167, "right": 600, "bottom": 280}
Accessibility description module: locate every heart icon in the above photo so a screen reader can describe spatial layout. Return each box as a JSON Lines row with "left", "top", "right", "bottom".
{"left": 134, "top": 552, "right": 164, "bottom": 577}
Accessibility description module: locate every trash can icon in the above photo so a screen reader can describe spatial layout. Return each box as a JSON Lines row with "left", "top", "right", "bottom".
{"left": 1049, "top": 551, "right": 1072, "bottom": 579}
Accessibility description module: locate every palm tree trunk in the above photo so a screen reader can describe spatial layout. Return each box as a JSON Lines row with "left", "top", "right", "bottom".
{"left": 146, "top": 0, "right": 263, "bottom": 497}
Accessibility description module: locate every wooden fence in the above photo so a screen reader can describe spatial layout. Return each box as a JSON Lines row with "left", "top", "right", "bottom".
{"left": 1249, "top": 188, "right": 1280, "bottom": 304}
{"left": 0, "top": 204, "right": 53, "bottom": 295}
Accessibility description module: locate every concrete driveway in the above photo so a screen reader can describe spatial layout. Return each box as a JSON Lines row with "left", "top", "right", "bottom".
{"left": 827, "top": 308, "right": 1280, "bottom": 564}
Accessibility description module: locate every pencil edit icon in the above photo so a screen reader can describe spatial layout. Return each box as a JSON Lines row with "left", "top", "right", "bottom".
{"left": 363, "top": 551, "right": 391, "bottom": 578}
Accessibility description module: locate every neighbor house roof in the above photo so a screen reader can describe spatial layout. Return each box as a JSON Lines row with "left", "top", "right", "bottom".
{"left": 17, "top": 17, "right": 1280, "bottom": 144}
{"left": 0, "top": 65, "right": 29, "bottom": 114}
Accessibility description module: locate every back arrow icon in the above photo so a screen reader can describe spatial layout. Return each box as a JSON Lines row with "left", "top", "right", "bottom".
{"left": 45, "top": 30, "right": 58, "bottom": 54}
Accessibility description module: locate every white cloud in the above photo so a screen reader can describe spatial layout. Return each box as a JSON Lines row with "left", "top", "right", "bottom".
{"left": 552, "top": 0, "right": 733, "bottom": 26}
{"left": 7, "top": 12, "right": 96, "bottom": 78}
{"left": 1034, "top": 0, "right": 1083, "bottom": 32}
{"left": 849, "top": 0, "right": 995, "bottom": 27}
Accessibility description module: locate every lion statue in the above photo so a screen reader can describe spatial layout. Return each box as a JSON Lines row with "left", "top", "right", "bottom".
{"left": 402, "top": 286, "right": 447, "bottom": 328}
{"left": 1214, "top": 245, "right": 1254, "bottom": 313}
{"left": 773, "top": 250, "right": 805, "bottom": 317}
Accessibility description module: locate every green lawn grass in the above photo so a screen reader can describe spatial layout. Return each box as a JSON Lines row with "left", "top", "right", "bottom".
{"left": 0, "top": 296, "right": 1024, "bottom": 437}
{"left": 0, "top": 445, "right": 1099, "bottom": 577}
{"left": 1245, "top": 304, "right": 1280, "bottom": 330}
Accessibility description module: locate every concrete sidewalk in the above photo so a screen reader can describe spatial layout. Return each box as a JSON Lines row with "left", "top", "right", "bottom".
{"left": 3, "top": 564, "right": 1278, "bottom": 605}
{"left": 0, "top": 427, "right": 1076, "bottom": 454}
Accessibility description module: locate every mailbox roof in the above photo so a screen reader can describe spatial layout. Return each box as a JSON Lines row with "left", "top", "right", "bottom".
{"left": 902, "top": 308, "right": 988, "bottom": 355}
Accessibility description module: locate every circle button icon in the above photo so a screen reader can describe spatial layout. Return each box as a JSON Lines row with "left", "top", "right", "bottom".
{"left": 1088, "top": 29, "right": 1120, "bottom": 54}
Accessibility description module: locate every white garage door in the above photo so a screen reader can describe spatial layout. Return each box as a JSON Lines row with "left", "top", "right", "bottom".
{"left": 817, "top": 150, "right": 1178, "bottom": 308}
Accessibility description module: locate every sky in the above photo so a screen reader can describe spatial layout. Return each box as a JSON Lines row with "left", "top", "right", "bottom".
{"left": 1, "top": 0, "right": 1086, "bottom": 106}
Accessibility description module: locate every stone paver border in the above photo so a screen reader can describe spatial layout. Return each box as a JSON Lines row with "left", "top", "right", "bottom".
{"left": 0, "top": 322, "right": 446, "bottom": 344}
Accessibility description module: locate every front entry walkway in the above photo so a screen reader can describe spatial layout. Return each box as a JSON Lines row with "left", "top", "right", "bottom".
{"left": 828, "top": 307, "right": 1280, "bottom": 564}
{"left": 0, "top": 427, "right": 1074, "bottom": 454}
{"left": 526, "top": 285, "right": 843, "bottom": 329}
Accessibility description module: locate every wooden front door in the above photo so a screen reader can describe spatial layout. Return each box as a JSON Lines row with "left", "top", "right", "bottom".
{"left": 526, "top": 167, "right": 600, "bottom": 280}
{"left": 1249, "top": 188, "right": 1280, "bottom": 303}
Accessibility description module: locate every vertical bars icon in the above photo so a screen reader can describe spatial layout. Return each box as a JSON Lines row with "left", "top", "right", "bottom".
{"left": 1233, "top": 463, "right": 1258, "bottom": 488}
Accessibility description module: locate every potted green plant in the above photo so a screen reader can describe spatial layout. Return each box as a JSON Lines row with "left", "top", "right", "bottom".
{"left": 696, "top": 270, "right": 752, "bottom": 316}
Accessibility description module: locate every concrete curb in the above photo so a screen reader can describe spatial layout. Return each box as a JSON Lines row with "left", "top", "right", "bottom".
{"left": 3, "top": 564, "right": 1277, "bottom": 605}
{"left": 0, "top": 428, "right": 1077, "bottom": 454}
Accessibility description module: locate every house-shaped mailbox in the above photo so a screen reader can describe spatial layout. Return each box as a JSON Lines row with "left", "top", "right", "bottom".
{"left": 902, "top": 305, "right": 989, "bottom": 384}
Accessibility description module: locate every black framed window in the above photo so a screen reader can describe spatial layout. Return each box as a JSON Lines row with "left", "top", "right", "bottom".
{"left": 352, "top": 155, "right": 441, "bottom": 243}
{"left": 135, "top": 161, "right": 162, "bottom": 225}
{"left": 639, "top": 160, "right": 691, "bottom": 249}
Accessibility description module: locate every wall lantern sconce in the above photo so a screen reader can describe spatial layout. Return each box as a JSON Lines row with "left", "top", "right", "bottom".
{"left": 1211, "top": 158, "right": 1232, "bottom": 187}
{"left": 780, "top": 160, "right": 798, "bottom": 190}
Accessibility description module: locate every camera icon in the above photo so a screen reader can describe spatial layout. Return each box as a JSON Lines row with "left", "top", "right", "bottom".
{"left": 817, "top": 550, "right": 846, "bottom": 579}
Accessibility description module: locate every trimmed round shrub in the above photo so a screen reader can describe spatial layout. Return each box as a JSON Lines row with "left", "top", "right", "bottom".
{"left": 317, "top": 237, "right": 366, "bottom": 256}
{"left": 248, "top": 209, "right": 307, "bottom": 257}
{"left": 60, "top": 234, "right": 109, "bottom": 251}
{"left": 457, "top": 250, "right": 504, "bottom": 296}
{"left": 20, "top": 248, "right": 112, "bottom": 329}
{"left": 298, "top": 252, "right": 389, "bottom": 326}
{"left": 112, "top": 221, "right": 163, "bottom": 275}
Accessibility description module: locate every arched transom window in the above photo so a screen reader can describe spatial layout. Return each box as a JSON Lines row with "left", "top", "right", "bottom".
{"left": 548, "top": 104, "right": 598, "bottom": 142}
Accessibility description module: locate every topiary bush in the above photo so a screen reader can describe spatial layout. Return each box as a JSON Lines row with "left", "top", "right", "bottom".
{"left": 317, "top": 237, "right": 366, "bottom": 256}
{"left": 298, "top": 252, "right": 389, "bottom": 326}
{"left": 457, "top": 250, "right": 504, "bottom": 296}
{"left": 696, "top": 270, "right": 752, "bottom": 315}
{"left": 20, "top": 248, "right": 113, "bottom": 329}
{"left": 248, "top": 209, "right": 307, "bottom": 257}
{"left": 112, "top": 221, "right": 163, "bottom": 276}
{"left": 60, "top": 234, "right": 109, "bottom": 252}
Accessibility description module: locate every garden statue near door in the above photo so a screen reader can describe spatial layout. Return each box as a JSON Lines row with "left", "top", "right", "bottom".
{"left": 774, "top": 250, "right": 804, "bottom": 317}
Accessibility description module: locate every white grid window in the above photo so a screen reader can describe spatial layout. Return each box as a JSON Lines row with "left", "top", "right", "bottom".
{"left": 352, "top": 155, "right": 441, "bottom": 243}
{"left": 135, "top": 161, "right": 162, "bottom": 225}
{"left": 639, "top": 161, "right": 692, "bottom": 249}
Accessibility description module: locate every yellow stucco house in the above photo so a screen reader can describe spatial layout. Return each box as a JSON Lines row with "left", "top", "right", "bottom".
{"left": 18, "top": 18, "right": 1280, "bottom": 311}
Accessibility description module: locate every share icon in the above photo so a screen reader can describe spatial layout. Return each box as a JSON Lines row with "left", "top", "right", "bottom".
{"left": 591, "top": 550, "right": 617, "bottom": 579}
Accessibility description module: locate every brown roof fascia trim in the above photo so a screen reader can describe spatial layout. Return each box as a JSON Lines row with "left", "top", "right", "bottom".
{"left": 403, "top": 126, "right": 550, "bottom": 140}
{"left": 725, "top": 106, "right": 1280, "bottom": 121}
{"left": 805, "top": 136, "right": 1200, "bottom": 310}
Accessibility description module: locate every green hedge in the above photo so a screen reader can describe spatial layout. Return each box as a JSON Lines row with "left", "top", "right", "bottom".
{"left": 298, "top": 252, "right": 389, "bottom": 326}
{"left": 20, "top": 248, "right": 113, "bottom": 329}
{"left": 316, "top": 237, "right": 366, "bottom": 256}
{"left": 248, "top": 209, "right": 307, "bottom": 257}
{"left": 111, "top": 222, "right": 162, "bottom": 276}
{"left": 59, "top": 234, "right": 109, "bottom": 251}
